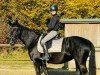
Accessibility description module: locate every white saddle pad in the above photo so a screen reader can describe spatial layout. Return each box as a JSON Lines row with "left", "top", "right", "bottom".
{"left": 37, "top": 35, "right": 63, "bottom": 53}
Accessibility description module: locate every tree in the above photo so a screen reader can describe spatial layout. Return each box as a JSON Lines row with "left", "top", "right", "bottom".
{"left": 0, "top": 0, "right": 100, "bottom": 44}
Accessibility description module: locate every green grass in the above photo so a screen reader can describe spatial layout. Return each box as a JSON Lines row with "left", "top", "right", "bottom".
{"left": 0, "top": 60, "right": 33, "bottom": 69}
{"left": 0, "top": 48, "right": 30, "bottom": 61}
{"left": 0, "top": 49, "right": 33, "bottom": 69}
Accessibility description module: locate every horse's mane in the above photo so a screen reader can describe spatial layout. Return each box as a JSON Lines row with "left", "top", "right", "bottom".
{"left": 18, "top": 23, "right": 41, "bottom": 35}
{"left": 8, "top": 17, "right": 41, "bottom": 35}
{"left": 18, "top": 23, "right": 34, "bottom": 31}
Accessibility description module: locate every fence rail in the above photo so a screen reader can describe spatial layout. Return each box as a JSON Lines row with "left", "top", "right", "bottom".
{"left": 0, "top": 44, "right": 24, "bottom": 47}
{"left": 0, "top": 44, "right": 100, "bottom": 51}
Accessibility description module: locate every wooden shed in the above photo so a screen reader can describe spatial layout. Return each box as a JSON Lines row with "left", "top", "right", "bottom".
{"left": 60, "top": 19, "right": 100, "bottom": 47}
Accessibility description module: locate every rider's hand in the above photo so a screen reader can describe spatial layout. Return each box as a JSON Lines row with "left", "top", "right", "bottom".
{"left": 43, "top": 30, "right": 47, "bottom": 34}
{"left": 45, "top": 31, "right": 48, "bottom": 34}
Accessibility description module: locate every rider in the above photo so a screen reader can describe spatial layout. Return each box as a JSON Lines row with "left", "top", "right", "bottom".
{"left": 40, "top": 4, "right": 60, "bottom": 61}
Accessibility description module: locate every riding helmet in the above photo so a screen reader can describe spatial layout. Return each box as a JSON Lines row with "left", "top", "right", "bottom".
{"left": 50, "top": 4, "right": 58, "bottom": 11}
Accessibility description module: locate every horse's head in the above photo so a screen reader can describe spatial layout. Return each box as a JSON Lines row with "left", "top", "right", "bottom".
{"left": 7, "top": 16, "right": 22, "bottom": 46}
{"left": 7, "top": 16, "right": 41, "bottom": 48}
{"left": 9, "top": 26, "right": 21, "bottom": 46}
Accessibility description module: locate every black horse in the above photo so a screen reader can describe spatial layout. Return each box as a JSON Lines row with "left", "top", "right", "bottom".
{"left": 7, "top": 17, "right": 96, "bottom": 75}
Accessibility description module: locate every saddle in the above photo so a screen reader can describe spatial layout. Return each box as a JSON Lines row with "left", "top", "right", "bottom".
{"left": 37, "top": 33, "right": 63, "bottom": 53}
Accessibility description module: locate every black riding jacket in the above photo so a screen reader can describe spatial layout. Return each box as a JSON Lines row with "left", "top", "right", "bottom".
{"left": 47, "top": 14, "right": 60, "bottom": 32}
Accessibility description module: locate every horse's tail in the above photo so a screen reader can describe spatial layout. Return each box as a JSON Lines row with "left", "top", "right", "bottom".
{"left": 89, "top": 43, "right": 96, "bottom": 75}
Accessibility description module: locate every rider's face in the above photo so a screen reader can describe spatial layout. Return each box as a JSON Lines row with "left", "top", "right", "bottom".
{"left": 51, "top": 11, "right": 57, "bottom": 15}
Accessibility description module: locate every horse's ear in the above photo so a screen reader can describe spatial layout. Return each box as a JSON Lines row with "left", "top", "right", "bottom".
{"left": 7, "top": 16, "right": 14, "bottom": 27}
{"left": 14, "top": 20, "right": 21, "bottom": 27}
{"left": 7, "top": 16, "right": 20, "bottom": 27}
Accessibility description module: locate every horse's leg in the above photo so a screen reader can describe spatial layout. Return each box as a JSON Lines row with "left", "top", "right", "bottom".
{"left": 75, "top": 60, "right": 88, "bottom": 75}
{"left": 80, "top": 62, "right": 88, "bottom": 75}
{"left": 75, "top": 60, "right": 80, "bottom": 74}
{"left": 74, "top": 58, "right": 84, "bottom": 75}
{"left": 62, "top": 62, "right": 69, "bottom": 70}
{"left": 42, "top": 61, "right": 48, "bottom": 75}
{"left": 74, "top": 49, "right": 89, "bottom": 75}
{"left": 80, "top": 49, "right": 89, "bottom": 75}
{"left": 33, "top": 61, "right": 41, "bottom": 75}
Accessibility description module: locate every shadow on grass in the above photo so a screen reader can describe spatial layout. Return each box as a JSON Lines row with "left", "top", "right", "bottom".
{"left": 48, "top": 68, "right": 77, "bottom": 75}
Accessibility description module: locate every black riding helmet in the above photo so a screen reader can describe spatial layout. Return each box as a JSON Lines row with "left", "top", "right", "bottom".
{"left": 50, "top": 4, "right": 58, "bottom": 11}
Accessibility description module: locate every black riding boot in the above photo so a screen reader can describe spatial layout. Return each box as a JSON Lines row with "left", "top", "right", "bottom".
{"left": 40, "top": 44, "right": 49, "bottom": 61}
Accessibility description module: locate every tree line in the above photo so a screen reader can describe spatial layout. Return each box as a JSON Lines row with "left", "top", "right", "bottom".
{"left": 0, "top": 0, "right": 100, "bottom": 44}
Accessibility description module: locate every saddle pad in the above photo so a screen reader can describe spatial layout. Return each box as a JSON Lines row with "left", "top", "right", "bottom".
{"left": 37, "top": 35, "right": 63, "bottom": 53}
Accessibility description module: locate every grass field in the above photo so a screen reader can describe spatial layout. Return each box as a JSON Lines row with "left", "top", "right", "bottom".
{"left": 0, "top": 49, "right": 100, "bottom": 75}
{"left": 0, "top": 60, "right": 100, "bottom": 75}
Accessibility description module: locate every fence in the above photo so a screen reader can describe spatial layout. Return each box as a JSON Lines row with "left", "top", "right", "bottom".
{"left": 0, "top": 44, "right": 24, "bottom": 47}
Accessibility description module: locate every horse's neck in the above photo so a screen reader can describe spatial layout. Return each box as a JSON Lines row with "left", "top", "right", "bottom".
{"left": 20, "top": 29, "right": 38, "bottom": 49}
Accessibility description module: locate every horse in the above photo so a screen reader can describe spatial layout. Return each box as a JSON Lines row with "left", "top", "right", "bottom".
{"left": 7, "top": 16, "right": 96, "bottom": 75}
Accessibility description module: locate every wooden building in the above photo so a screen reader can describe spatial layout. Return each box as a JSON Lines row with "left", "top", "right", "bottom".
{"left": 61, "top": 19, "right": 100, "bottom": 47}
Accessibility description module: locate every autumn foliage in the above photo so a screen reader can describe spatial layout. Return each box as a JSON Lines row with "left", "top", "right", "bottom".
{"left": 0, "top": 0, "right": 100, "bottom": 44}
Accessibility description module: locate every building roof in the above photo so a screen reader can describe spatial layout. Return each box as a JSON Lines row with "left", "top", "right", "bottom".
{"left": 60, "top": 19, "right": 100, "bottom": 24}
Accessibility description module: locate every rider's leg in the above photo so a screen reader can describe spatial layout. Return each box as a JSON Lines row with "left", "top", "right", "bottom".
{"left": 40, "top": 31, "right": 57, "bottom": 61}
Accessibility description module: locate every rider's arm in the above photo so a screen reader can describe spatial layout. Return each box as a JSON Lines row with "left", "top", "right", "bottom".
{"left": 47, "top": 15, "right": 59, "bottom": 32}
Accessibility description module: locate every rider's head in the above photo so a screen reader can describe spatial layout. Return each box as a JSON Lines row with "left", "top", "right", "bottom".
{"left": 50, "top": 4, "right": 58, "bottom": 15}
